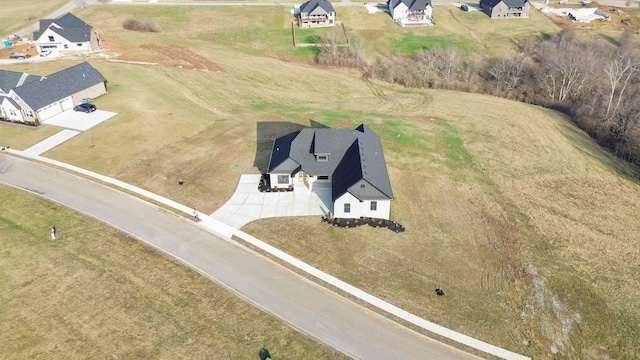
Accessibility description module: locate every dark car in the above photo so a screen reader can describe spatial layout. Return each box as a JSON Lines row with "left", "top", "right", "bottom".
{"left": 460, "top": 4, "right": 469, "bottom": 11}
{"left": 74, "top": 103, "right": 97, "bottom": 113}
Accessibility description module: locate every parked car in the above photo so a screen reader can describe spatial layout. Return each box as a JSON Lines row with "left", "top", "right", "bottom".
{"left": 74, "top": 103, "right": 97, "bottom": 113}
{"left": 460, "top": 4, "right": 469, "bottom": 11}
{"left": 9, "top": 52, "right": 30, "bottom": 60}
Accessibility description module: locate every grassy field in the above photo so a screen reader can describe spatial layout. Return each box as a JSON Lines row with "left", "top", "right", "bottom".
{"left": 2, "top": 3, "right": 640, "bottom": 360}
{"left": 0, "top": 185, "right": 346, "bottom": 359}
{"left": 0, "top": 0, "right": 68, "bottom": 37}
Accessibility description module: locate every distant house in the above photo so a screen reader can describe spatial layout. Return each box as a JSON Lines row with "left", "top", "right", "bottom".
{"left": 387, "top": 0, "right": 433, "bottom": 27}
{"left": 33, "top": 12, "right": 99, "bottom": 57}
{"left": 298, "top": 0, "right": 336, "bottom": 28}
{"left": 480, "top": 0, "right": 530, "bottom": 19}
{"left": 0, "top": 62, "right": 107, "bottom": 125}
{"left": 267, "top": 124, "right": 394, "bottom": 220}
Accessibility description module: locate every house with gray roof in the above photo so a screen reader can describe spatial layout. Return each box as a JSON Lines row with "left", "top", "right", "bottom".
{"left": 387, "top": 0, "right": 433, "bottom": 27}
{"left": 267, "top": 124, "right": 394, "bottom": 219}
{"left": 0, "top": 70, "right": 36, "bottom": 94}
{"left": 298, "top": 0, "right": 336, "bottom": 28}
{"left": 480, "top": 0, "right": 530, "bottom": 18}
{"left": 33, "top": 12, "right": 99, "bottom": 57}
{"left": 1, "top": 62, "right": 107, "bottom": 125}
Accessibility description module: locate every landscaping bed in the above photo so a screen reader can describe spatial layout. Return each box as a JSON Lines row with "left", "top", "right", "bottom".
{"left": 322, "top": 215, "right": 405, "bottom": 232}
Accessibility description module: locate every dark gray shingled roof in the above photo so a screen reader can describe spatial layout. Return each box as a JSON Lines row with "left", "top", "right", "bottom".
{"left": 0, "top": 70, "right": 38, "bottom": 93}
{"left": 300, "top": 0, "right": 335, "bottom": 15}
{"left": 268, "top": 124, "right": 393, "bottom": 201}
{"left": 12, "top": 62, "right": 106, "bottom": 111}
{"left": 33, "top": 13, "right": 93, "bottom": 42}
{"left": 389, "top": 0, "right": 432, "bottom": 11}
{"left": 480, "top": 0, "right": 527, "bottom": 8}
{"left": 1, "top": 95, "right": 21, "bottom": 109}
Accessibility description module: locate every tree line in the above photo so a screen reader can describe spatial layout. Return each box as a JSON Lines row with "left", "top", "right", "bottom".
{"left": 317, "top": 29, "right": 640, "bottom": 165}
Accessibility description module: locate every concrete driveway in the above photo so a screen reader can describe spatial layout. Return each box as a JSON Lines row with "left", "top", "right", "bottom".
{"left": 211, "top": 174, "right": 332, "bottom": 228}
{"left": 21, "top": 109, "right": 117, "bottom": 156}
{"left": 43, "top": 108, "right": 117, "bottom": 131}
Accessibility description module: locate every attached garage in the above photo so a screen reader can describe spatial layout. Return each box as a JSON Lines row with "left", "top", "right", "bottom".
{"left": 10, "top": 62, "right": 107, "bottom": 123}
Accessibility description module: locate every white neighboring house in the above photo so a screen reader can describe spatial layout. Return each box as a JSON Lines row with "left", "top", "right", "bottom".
{"left": 33, "top": 12, "right": 99, "bottom": 57}
{"left": 298, "top": 0, "right": 336, "bottom": 28}
{"left": 0, "top": 96, "right": 25, "bottom": 122}
{"left": 267, "top": 124, "right": 394, "bottom": 220}
{"left": 388, "top": 0, "right": 433, "bottom": 27}
{"left": 0, "top": 62, "right": 107, "bottom": 125}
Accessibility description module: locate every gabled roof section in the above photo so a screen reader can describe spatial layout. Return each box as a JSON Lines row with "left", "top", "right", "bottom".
{"left": 0, "top": 70, "right": 38, "bottom": 93}
{"left": 12, "top": 62, "right": 106, "bottom": 111}
{"left": 300, "top": 0, "right": 335, "bottom": 15}
{"left": 389, "top": 0, "right": 431, "bottom": 10}
{"left": 481, "top": 0, "right": 526, "bottom": 7}
{"left": 269, "top": 123, "right": 393, "bottom": 202}
{"left": 332, "top": 124, "right": 393, "bottom": 201}
{"left": 34, "top": 12, "right": 93, "bottom": 43}
{"left": 0, "top": 95, "right": 21, "bottom": 109}
{"left": 268, "top": 130, "right": 302, "bottom": 174}
{"left": 503, "top": 0, "right": 528, "bottom": 7}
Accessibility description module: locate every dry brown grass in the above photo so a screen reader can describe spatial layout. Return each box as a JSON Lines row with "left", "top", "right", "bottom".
{"left": 0, "top": 0, "right": 68, "bottom": 37}
{"left": 0, "top": 185, "right": 346, "bottom": 359}
{"left": 2, "top": 4, "right": 640, "bottom": 359}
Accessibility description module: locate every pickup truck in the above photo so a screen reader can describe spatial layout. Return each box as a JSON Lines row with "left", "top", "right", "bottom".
{"left": 9, "top": 52, "right": 30, "bottom": 60}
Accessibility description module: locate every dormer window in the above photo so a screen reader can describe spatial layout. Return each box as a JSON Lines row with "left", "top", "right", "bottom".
{"left": 48, "top": 36, "right": 55, "bottom": 42}
{"left": 317, "top": 155, "right": 328, "bottom": 162}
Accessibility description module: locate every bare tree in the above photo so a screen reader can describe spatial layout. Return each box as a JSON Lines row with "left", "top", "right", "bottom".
{"left": 533, "top": 35, "right": 599, "bottom": 102}
{"left": 487, "top": 53, "right": 528, "bottom": 94}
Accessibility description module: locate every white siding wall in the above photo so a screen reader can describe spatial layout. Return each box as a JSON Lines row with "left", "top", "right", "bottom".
{"left": 390, "top": 3, "right": 408, "bottom": 21}
{"left": 334, "top": 192, "right": 391, "bottom": 219}
{"left": 270, "top": 174, "right": 292, "bottom": 188}
{"left": 334, "top": 192, "right": 362, "bottom": 218}
{"left": 362, "top": 199, "right": 391, "bottom": 219}
{"left": 36, "top": 28, "right": 94, "bottom": 55}
{"left": 0, "top": 98, "right": 25, "bottom": 122}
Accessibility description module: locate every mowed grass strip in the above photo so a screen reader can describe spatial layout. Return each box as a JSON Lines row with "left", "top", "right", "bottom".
{"left": 0, "top": 185, "right": 346, "bottom": 360}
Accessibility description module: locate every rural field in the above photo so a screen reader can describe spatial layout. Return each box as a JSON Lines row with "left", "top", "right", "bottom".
{"left": 2, "top": 2, "right": 640, "bottom": 360}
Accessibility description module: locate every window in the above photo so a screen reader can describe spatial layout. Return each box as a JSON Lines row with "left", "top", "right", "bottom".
{"left": 48, "top": 36, "right": 55, "bottom": 42}
{"left": 277, "top": 175, "right": 289, "bottom": 184}
{"left": 317, "top": 155, "right": 328, "bottom": 162}
{"left": 344, "top": 203, "right": 351, "bottom": 213}
{"left": 26, "top": 110, "right": 33, "bottom": 117}
{"left": 370, "top": 201, "right": 377, "bottom": 211}
{"left": 360, "top": 184, "right": 366, "bottom": 188}
{"left": 77, "top": 43, "right": 82, "bottom": 47}
{"left": 318, "top": 175, "right": 329, "bottom": 180}
{"left": 64, "top": 44, "right": 68, "bottom": 49}
{"left": 9, "top": 109, "right": 17, "bottom": 116}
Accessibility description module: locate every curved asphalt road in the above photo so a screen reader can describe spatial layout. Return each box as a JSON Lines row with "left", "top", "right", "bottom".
{"left": 0, "top": 155, "right": 478, "bottom": 360}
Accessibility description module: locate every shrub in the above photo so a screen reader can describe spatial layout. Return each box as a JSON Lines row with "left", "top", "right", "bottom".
{"left": 123, "top": 16, "right": 161, "bottom": 33}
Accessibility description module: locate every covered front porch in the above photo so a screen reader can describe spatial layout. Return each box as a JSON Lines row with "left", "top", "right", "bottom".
{"left": 293, "top": 171, "right": 332, "bottom": 192}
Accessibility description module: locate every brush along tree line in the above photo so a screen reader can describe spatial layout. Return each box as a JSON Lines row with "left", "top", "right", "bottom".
{"left": 317, "top": 29, "right": 640, "bottom": 166}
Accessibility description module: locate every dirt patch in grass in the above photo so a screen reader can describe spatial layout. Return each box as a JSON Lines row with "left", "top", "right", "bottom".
{"left": 139, "top": 43, "right": 225, "bottom": 72}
